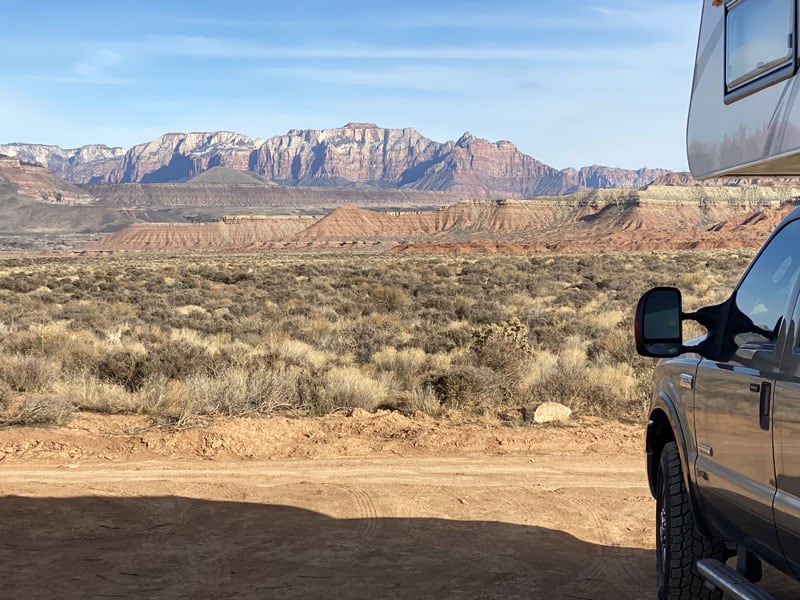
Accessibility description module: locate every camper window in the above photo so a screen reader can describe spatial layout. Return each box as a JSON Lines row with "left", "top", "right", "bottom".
{"left": 725, "top": 0, "right": 795, "bottom": 101}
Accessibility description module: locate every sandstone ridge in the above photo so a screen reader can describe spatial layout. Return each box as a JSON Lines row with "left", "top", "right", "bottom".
{"left": 1, "top": 125, "right": 672, "bottom": 199}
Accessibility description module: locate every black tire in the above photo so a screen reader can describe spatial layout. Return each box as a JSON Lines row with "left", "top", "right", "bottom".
{"left": 656, "top": 441, "right": 725, "bottom": 600}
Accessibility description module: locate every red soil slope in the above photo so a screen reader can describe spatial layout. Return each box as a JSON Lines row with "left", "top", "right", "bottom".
{"left": 85, "top": 186, "right": 800, "bottom": 253}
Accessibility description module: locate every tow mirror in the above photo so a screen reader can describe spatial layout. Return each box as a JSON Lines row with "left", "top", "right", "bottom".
{"left": 635, "top": 287, "right": 684, "bottom": 358}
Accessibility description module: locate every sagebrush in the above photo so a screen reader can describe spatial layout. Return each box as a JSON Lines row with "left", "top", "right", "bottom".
{"left": 0, "top": 250, "right": 753, "bottom": 426}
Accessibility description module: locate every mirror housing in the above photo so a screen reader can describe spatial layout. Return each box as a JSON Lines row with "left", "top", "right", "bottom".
{"left": 635, "top": 287, "right": 684, "bottom": 358}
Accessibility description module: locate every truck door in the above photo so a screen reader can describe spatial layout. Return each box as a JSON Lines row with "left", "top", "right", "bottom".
{"left": 771, "top": 275, "right": 800, "bottom": 576}
{"left": 694, "top": 218, "right": 800, "bottom": 558}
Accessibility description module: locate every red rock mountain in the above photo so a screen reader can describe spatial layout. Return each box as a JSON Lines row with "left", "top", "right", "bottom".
{"left": 0, "top": 124, "right": 671, "bottom": 199}
{"left": 565, "top": 165, "right": 672, "bottom": 189}
{"left": 0, "top": 144, "right": 125, "bottom": 183}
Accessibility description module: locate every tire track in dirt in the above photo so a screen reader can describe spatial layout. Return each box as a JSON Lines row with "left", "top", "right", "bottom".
{"left": 547, "top": 491, "right": 651, "bottom": 599}
{"left": 326, "top": 484, "right": 382, "bottom": 545}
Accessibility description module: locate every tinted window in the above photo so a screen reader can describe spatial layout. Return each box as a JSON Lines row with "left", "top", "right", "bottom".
{"left": 734, "top": 219, "right": 800, "bottom": 339}
{"left": 726, "top": 0, "right": 793, "bottom": 90}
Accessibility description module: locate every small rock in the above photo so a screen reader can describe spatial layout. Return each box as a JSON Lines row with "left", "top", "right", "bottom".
{"left": 533, "top": 402, "right": 572, "bottom": 424}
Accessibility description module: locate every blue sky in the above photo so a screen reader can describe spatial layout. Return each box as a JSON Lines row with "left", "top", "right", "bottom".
{"left": 0, "top": 0, "right": 699, "bottom": 170}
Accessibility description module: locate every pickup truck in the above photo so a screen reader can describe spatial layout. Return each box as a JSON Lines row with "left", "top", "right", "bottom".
{"left": 635, "top": 0, "right": 800, "bottom": 597}
{"left": 635, "top": 207, "right": 800, "bottom": 600}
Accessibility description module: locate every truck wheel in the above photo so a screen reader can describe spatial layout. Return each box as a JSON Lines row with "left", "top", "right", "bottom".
{"left": 657, "top": 441, "right": 725, "bottom": 600}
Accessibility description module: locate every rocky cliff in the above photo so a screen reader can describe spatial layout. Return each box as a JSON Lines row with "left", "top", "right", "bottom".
{"left": 0, "top": 144, "right": 125, "bottom": 183}
{"left": 3, "top": 124, "right": 671, "bottom": 198}
{"left": 650, "top": 171, "right": 800, "bottom": 187}
{"left": 0, "top": 156, "right": 93, "bottom": 204}
{"left": 109, "top": 132, "right": 261, "bottom": 183}
{"left": 566, "top": 166, "right": 672, "bottom": 189}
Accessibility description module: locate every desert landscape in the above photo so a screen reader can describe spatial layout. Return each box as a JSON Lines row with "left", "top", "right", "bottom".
{"left": 12, "top": 1, "right": 800, "bottom": 595}
{"left": 4, "top": 248, "right": 800, "bottom": 597}
{"left": 4, "top": 122, "right": 800, "bottom": 598}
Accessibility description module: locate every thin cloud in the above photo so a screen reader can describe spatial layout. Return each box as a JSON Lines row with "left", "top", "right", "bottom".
{"left": 254, "top": 65, "right": 497, "bottom": 93}
{"left": 69, "top": 49, "right": 126, "bottom": 84}
{"left": 174, "top": 16, "right": 347, "bottom": 28}
{"left": 134, "top": 35, "right": 689, "bottom": 67}
{"left": 19, "top": 75, "right": 128, "bottom": 85}
{"left": 393, "top": 2, "right": 697, "bottom": 34}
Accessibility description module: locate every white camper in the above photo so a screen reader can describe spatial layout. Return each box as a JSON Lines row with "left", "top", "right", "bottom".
{"left": 688, "top": 0, "right": 800, "bottom": 178}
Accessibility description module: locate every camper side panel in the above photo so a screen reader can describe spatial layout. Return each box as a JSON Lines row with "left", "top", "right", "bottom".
{"left": 688, "top": 0, "right": 800, "bottom": 179}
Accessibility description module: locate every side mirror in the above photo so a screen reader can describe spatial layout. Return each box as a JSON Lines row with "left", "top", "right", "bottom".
{"left": 635, "top": 287, "right": 684, "bottom": 358}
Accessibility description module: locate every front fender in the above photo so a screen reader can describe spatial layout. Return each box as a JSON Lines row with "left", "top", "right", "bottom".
{"left": 646, "top": 358, "right": 714, "bottom": 536}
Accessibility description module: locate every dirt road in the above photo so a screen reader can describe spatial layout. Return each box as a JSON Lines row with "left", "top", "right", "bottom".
{"left": 1, "top": 412, "right": 797, "bottom": 599}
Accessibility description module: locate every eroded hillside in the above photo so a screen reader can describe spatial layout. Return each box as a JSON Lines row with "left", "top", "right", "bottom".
{"left": 0, "top": 156, "right": 93, "bottom": 204}
{"left": 85, "top": 185, "right": 800, "bottom": 253}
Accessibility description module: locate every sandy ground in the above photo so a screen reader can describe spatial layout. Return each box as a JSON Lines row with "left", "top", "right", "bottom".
{"left": 1, "top": 411, "right": 798, "bottom": 599}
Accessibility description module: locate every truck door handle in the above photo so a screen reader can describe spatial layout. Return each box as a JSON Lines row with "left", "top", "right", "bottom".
{"left": 759, "top": 382, "right": 772, "bottom": 431}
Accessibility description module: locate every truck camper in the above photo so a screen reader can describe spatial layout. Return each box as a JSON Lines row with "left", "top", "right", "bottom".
{"left": 688, "top": 0, "right": 800, "bottom": 177}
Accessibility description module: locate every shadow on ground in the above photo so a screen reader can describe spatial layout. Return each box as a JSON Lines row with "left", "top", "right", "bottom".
{"left": 1, "top": 495, "right": 795, "bottom": 599}
{"left": 0, "top": 495, "right": 656, "bottom": 599}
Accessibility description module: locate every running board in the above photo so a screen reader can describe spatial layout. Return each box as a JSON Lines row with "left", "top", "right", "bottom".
{"left": 696, "top": 559, "right": 774, "bottom": 600}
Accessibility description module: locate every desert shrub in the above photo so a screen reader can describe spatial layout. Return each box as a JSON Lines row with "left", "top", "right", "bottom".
{"left": 0, "top": 275, "right": 38, "bottom": 293}
{"left": 127, "top": 378, "right": 204, "bottom": 426}
{"left": 520, "top": 335, "right": 643, "bottom": 417}
{"left": 182, "top": 367, "right": 301, "bottom": 416}
{"left": 267, "top": 338, "right": 330, "bottom": 371}
{"left": 55, "top": 302, "right": 110, "bottom": 333}
{"left": 367, "top": 284, "right": 411, "bottom": 313}
{"left": 0, "top": 354, "right": 60, "bottom": 392}
{"left": 580, "top": 363, "right": 640, "bottom": 416}
{"left": 149, "top": 340, "right": 217, "bottom": 380}
{"left": 0, "top": 250, "right": 756, "bottom": 424}
{"left": 555, "top": 287, "right": 594, "bottom": 307}
{"left": 522, "top": 338, "right": 590, "bottom": 407}
{"left": 295, "top": 370, "right": 327, "bottom": 415}
{"left": 430, "top": 363, "right": 502, "bottom": 409}
{"left": 321, "top": 366, "right": 388, "bottom": 412}
{"left": 1, "top": 395, "right": 75, "bottom": 427}
{"left": 342, "top": 314, "right": 406, "bottom": 363}
{"left": 3, "top": 324, "right": 102, "bottom": 375}
{"left": 470, "top": 318, "right": 531, "bottom": 375}
{"left": 59, "top": 375, "right": 135, "bottom": 414}
{"left": 418, "top": 323, "right": 469, "bottom": 354}
{"left": 202, "top": 270, "right": 253, "bottom": 285}
{"left": 94, "top": 341, "right": 215, "bottom": 392}
{"left": 371, "top": 347, "right": 427, "bottom": 389}
{"left": 589, "top": 326, "right": 636, "bottom": 364}
{"left": 94, "top": 348, "right": 151, "bottom": 392}
{"left": 405, "top": 386, "right": 442, "bottom": 416}
{"left": 0, "top": 380, "right": 12, "bottom": 409}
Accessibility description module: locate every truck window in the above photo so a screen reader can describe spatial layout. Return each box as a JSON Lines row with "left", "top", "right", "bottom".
{"left": 725, "top": 0, "right": 794, "bottom": 97}
{"left": 734, "top": 219, "right": 800, "bottom": 341}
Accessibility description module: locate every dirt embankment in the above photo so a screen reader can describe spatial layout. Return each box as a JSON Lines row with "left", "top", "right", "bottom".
{"left": 2, "top": 412, "right": 799, "bottom": 599}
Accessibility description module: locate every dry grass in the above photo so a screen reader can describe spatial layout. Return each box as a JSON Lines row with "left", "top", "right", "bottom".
{"left": 0, "top": 249, "right": 754, "bottom": 427}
